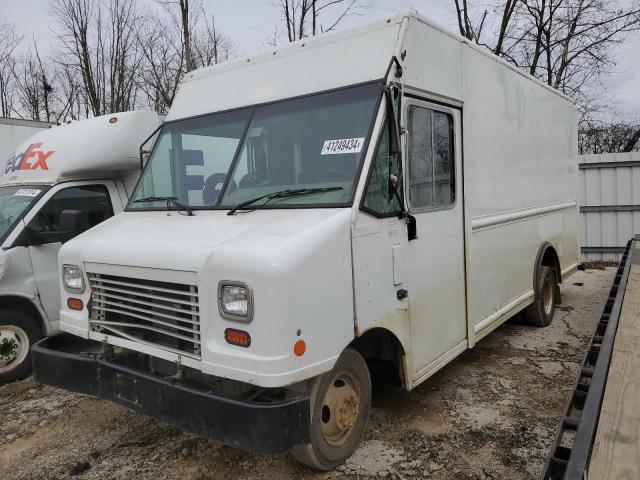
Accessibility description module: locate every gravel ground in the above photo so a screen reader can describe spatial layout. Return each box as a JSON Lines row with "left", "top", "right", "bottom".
{"left": 0, "top": 267, "right": 615, "bottom": 480}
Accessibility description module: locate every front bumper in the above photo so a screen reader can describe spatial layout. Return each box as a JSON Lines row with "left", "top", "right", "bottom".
{"left": 32, "top": 334, "right": 311, "bottom": 453}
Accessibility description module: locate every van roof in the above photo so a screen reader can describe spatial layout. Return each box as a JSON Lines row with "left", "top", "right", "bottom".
{"left": 0, "top": 111, "right": 162, "bottom": 186}
{"left": 167, "top": 10, "right": 574, "bottom": 122}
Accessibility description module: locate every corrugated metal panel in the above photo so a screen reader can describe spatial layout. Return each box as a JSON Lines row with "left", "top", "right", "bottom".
{"left": 579, "top": 152, "right": 640, "bottom": 261}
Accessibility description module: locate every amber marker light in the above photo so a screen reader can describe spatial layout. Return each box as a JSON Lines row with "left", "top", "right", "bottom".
{"left": 109, "top": 117, "right": 118, "bottom": 123}
{"left": 67, "top": 298, "right": 83, "bottom": 311}
{"left": 294, "top": 340, "right": 306, "bottom": 357}
{"left": 224, "top": 328, "right": 251, "bottom": 348}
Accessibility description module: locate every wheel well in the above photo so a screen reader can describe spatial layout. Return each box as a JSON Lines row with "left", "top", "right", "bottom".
{"left": 349, "top": 328, "right": 405, "bottom": 388}
{"left": 540, "top": 245, "right": 561, "bottom": 284}
{"left": 0, "top": 296, "right": 45, "bottom": 334}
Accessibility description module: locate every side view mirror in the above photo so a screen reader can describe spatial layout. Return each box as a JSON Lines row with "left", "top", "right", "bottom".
{"left": 57, "top": 209, "right": 90, "bottom": 243}
{"left": 13, "top": 226, "right": 45, "bottom": 247}
{"left": 13, "top": 209, "right": 89, "bottom": 248}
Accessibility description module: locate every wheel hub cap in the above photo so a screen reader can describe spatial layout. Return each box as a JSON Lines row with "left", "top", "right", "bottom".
{"left": 0, "top": 326, "right": 29, "bottom": 373}
{"left": 321, "top": 374, "right": 361, "bottom": 446}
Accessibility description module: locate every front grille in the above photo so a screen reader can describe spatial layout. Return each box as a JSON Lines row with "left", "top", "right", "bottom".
{"left": 88, "top": 273, "right": 201, "bottom": 358}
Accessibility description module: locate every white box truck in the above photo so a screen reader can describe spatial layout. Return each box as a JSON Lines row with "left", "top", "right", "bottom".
{"left": 0, "top": 117, "right": 56, "bottom": 159}
{"left": 0, "top": 111, "right": 161, "bottom": 383}
{"left": 33, "top": 12, "right": 579, "bottom": 469}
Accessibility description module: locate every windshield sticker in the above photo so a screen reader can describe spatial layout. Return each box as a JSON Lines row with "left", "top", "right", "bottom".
{"left": 14, "top": 189, "right": 41, "bottom": 197}
{"left": 2, "top": 143, "right": 54, "bottom": 176}
{"left": 321, "top": 138, "right": 365, "bottom": 155}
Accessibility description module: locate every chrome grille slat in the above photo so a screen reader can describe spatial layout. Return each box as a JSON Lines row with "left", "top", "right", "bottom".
{"left": 89, "top": 283, "right": 198, "bottom": 307}
{"left": 88, "top": 275, "right": 198, "bottom": 298}
{"left": 91, "top": 306, "right": 200, "bottom": 333}
{"left": 88, "top": 272, "right": 200, "bottom": 358}
{"left": 90, "top": 319, "right": 202, "bottom": 344}
{"left": 95, "top": 324, "right": 201, "bottom": 359}
{"left": 91, "top": 292, "right": 199, "bottom": 322}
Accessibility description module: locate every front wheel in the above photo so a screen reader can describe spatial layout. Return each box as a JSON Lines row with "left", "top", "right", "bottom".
{"left": 525, "top": 266, "right": 557, "bottom": 327}
{"left": 290, "top": 347, "right": 371, "bottom": 470}
{"left": 0, "top": 309, "right": 43, "bottom": 384}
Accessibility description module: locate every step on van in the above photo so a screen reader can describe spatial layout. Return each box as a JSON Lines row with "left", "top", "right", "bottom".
{"left": 32, "top": 12, "right": 579, "bottom": 469}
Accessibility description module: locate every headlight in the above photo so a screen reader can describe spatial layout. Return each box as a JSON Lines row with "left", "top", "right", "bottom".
{"left": 62, "top": 265, "right": 85, "bottom": 293}
{"left": 218, "top": 281, "right": 253, "bottom": 322}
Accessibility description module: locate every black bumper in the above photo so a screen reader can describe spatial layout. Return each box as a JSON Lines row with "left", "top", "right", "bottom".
{"left": 32, "top": 334, "right": 310, "bottom": 453}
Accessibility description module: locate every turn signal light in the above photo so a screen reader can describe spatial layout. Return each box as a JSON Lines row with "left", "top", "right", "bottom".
{"left": 67, "top": 298, "right": 83, "bottom": 311}
{"left": 294, "top": 340, "right": 306, "bottom": 357}
{"left": 224, "top": 328, "right": 251, "bottom": 348}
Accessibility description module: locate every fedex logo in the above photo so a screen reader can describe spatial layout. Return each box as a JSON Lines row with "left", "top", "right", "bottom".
{"left": 3, "top": 143, "right": 54, "bottom": 175}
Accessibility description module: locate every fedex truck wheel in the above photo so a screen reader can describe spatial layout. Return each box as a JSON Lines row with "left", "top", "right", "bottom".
{"left": 290, "top": 347, "right": 371, "bottom": 470}
{"left": 0, "top": 310, "right": 43, "bottom": 384}
{"left": 525, "top": 266, "right": 557, "bottom": 327}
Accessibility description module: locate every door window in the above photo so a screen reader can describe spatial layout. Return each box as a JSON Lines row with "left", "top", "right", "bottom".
{"left": 361, "top": 122, "right": 403, "bottom": 217}
{"left": 407, "top": 105, "right": 455, "bottom": 210}
{"left": 29, "top": 185, "right": 114, "bottom": 237}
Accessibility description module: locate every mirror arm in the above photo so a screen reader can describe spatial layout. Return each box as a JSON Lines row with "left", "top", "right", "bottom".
{"left": 139, "top": 122, "right": 164, "bottom": 169}
{"left": 384, "top": 86, "right": 406, "bottom": 215}
{"left": 384, "top": 84, "right": 417, "bottom": 241}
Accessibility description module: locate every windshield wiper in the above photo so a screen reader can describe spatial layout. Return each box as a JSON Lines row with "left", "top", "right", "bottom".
{"left": 227, "top": 187, "right": 343, "bottom": 216}
{"left": 132, "top": 196, "right": 194, "bottom": 216}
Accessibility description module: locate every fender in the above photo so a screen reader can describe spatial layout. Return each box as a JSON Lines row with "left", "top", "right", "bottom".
{"left": 0, "top": 291, "right": 50, "bottom": 334}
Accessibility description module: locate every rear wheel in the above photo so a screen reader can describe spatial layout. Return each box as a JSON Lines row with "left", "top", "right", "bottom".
{"left": 0, "top": 309, "right": 43, "bottom": 384}
{"left": 290, "top": 348, "right": 371, "bottom": 470}
{"left": 525, "top": 266, "right": 557, "bottom": 327}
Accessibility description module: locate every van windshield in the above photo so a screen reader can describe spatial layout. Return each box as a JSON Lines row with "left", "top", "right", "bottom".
{"left": 0, "top": 186, "right": 46, "bottom": 242}
{"left": 129, "top": 82, "right": 381, "bottom": 210}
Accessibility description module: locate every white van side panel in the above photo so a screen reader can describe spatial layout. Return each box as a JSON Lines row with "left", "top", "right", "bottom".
{"left": 459, "top": 36, "right": 579, "bottom": 343}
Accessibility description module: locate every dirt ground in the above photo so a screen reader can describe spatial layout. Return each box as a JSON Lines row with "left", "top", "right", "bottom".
{"left": 0, "top": 267, "right": 615, "bottom": 480}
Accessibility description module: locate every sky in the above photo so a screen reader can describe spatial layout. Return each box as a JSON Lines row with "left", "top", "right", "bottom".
{"left": 1, "top": 0, "right": 639, "bottom": 118}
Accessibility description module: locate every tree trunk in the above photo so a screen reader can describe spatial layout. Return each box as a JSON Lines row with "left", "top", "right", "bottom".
{"left": 623, "top": 128, "right": 640, "bottom": 152}
{"left": 180, "top": 0, "right": 193, "bottom": 72}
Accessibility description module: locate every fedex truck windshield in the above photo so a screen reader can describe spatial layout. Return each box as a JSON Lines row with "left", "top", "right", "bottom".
{"left": 128, "top": 82, "right": 382, "bottom": 211}
{"left": 0, "top": 186, "right": 47, "bottom": 242}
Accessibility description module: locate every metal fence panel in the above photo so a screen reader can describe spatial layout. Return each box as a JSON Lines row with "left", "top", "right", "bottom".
{"left": 579, "top": 152, "right": 640, "bottom": 261}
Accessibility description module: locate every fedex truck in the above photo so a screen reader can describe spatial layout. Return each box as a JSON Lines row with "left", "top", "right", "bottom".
{"left": 0, "top": 117, "right": 56, "bottom": 160}
{"left": 0, "top": 111, "right": 161, "bottom": 383}
{"left": 33, "top": 12, "right": 579, "bottom": 469}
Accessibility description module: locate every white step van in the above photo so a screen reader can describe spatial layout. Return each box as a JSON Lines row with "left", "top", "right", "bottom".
{"left": 0, "top": 111, "right": 161, "bottom": 383}
{"left": 33, "top": 12, "right": 579, "bottom": 469}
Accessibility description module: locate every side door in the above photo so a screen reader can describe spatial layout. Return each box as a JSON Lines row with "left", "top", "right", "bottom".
{"left": 403, "top": 98, "right": 467, "bottom": 381}
{"left": 23, "top": 182, "right": 118, "bottom": 323}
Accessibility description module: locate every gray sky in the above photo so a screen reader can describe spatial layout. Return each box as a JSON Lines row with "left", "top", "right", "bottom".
{"left": 2, "top": 0, "right": 639, "bottom": 118}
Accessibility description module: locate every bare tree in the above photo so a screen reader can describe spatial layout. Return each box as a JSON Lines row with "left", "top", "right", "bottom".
{"left": 274, "top": 0, "right": 366, "bottom": 42}
{"left": 51, "top": 0, "right": 143, "bottom": 116}
{"left": 579, "top": 118, "right": 640, "bottom": 153}
{"left": 191, "top": 13, "right": 236, "bottom": 67}
{"left": 179, "top": 0, "right": 194, "bottom": 72}
{"left": 137, "top": 1, "right": 236, "bottom": 112}
{"left": 452, "top": 0, "right": 640, "bottom": 122}
{"left": 12, "top": 41, "right": 55, "bottom": 122}
{"left": 136, "top": 10, "right": 185, "bottom": 112}
{"left": 0, "top": 22, "right": 21, "bottom": 117}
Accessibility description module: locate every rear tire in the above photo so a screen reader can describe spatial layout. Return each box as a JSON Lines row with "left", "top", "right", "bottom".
{"left": 290, "top": 348, "right": 371, "bottom": 470}
{"left": 0, "top": 309, "right": 43, "bottom": 384}
{"left": 525, "top": 266, "right": 557, "bottom": 327}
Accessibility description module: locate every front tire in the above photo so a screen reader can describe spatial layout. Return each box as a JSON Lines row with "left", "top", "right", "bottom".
{"left": 0, "top": 309, "right": 43, "bottom": 384}
{"left": 290, "top": 348, "right": 371, "bottom": 470}
{"left": 525, "top": 266, "right": 557, "bottom": 327}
